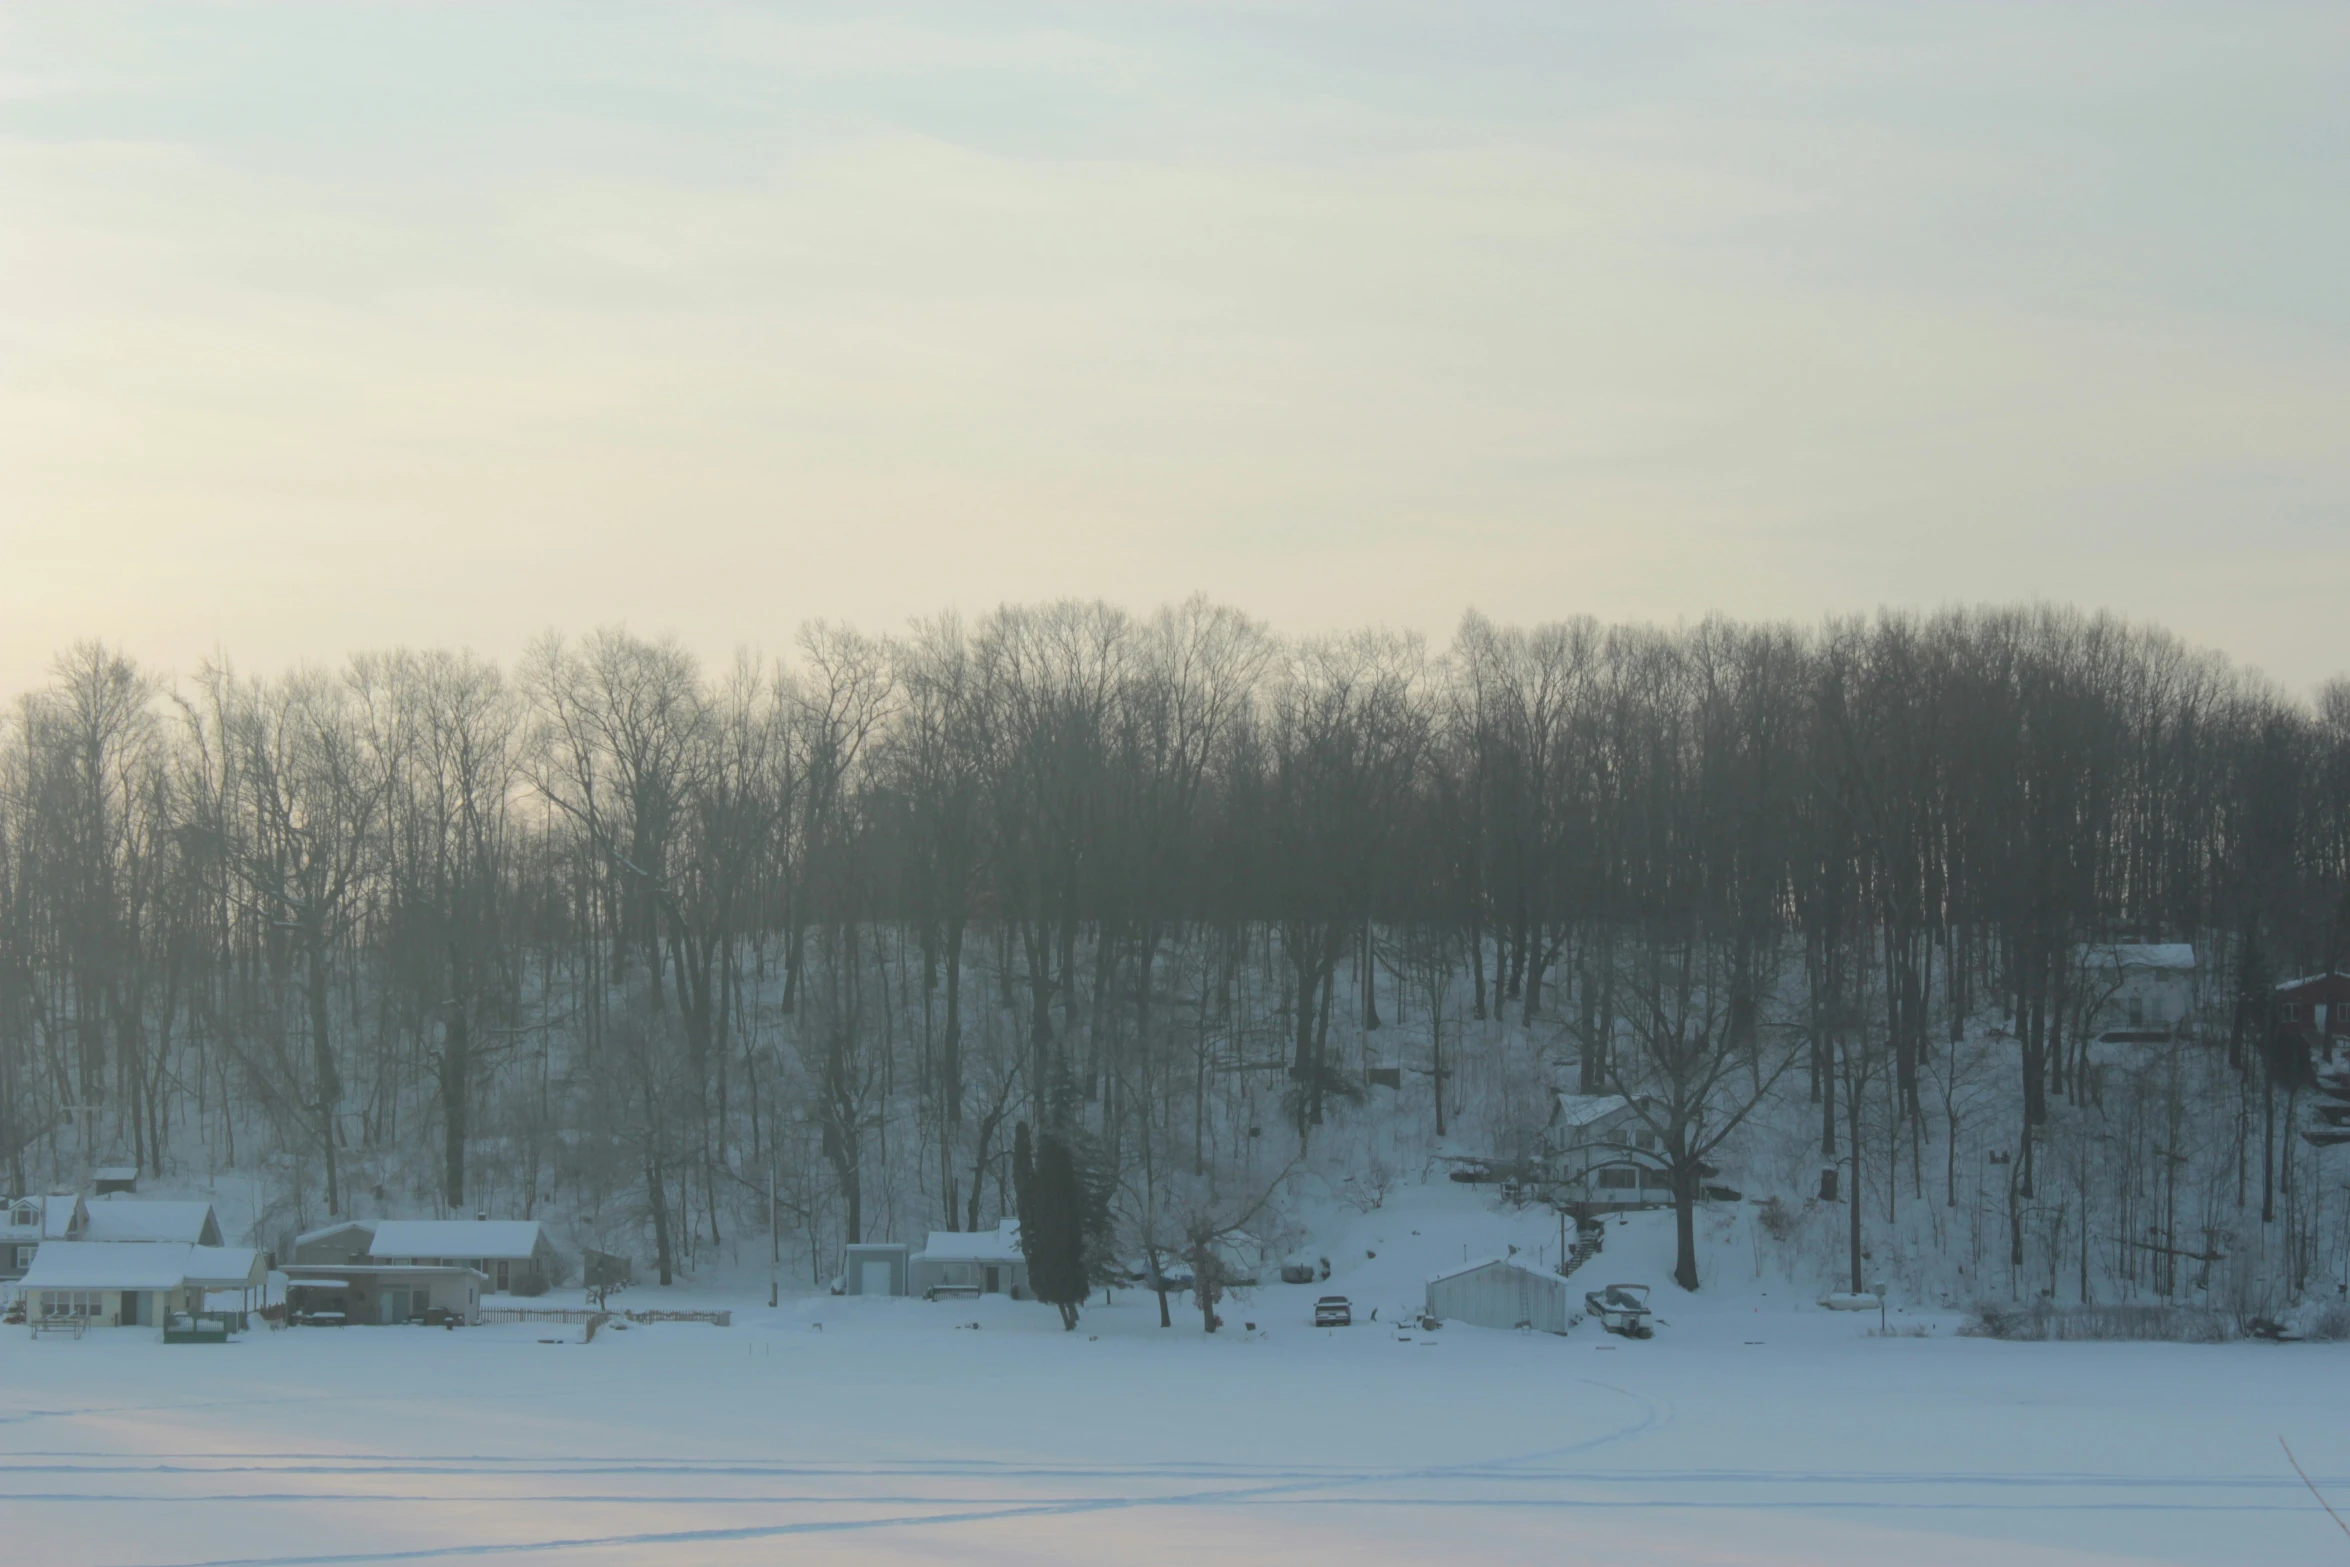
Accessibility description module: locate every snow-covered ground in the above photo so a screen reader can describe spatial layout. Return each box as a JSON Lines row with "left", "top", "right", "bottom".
{"left": 6, "top": 1188, "right": 2347, "bottom": 1566}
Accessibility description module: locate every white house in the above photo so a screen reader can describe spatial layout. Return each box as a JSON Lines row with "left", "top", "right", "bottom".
{"left": 910, "top": 1221, "right": 1028, "bottom": 1299}
{"left": 1546, "top": 1093, "right": 1671, "bottom": 1207}
{"left": 2078, "top": 943, "right": 2197, "bottom": 1042}
{"left": 17, "top": 1241, "right": 203, "bottom": 1332}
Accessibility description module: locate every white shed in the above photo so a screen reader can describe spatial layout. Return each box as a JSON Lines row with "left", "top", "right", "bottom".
{"left": 1426, "top": 1256, "right": 1569, "bottom": 1335}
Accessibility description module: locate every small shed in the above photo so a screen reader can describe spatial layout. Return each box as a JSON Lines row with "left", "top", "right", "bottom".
{"left": 92, "top": 1165, "right": 140, "bottom": 1195}
{"left": 1426, "top": 1256, "right": 1570, "bottom": 1335}
{"left": 910, "top": 1221, "right": 1028, "bottom": 1299}
{"left": 842, "top": 1242, "right": 912, "bottom": 1297}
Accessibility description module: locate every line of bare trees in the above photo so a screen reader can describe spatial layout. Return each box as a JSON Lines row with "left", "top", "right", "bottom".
{"left": 1, "top": 600, "right": 2345, "bottom": 1303}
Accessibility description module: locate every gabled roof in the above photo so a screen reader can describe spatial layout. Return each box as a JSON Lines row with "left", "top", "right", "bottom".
{"left": 6, "top": 1194, "right": 86, "bottom": 1239}
{"left": 19, "top": 1240, "right": 194, "bottom": 1290}
{"left": 1427, "top": 1254, "right": 1557, "bottom": 1287}
{"left": 919, "top": 1221, "right": 1022, "bottom": 1262}
{"left": 369, "top": 1219, "right": 543, "bottom": 1260}
{"left": 82, "top": 1199, "right": 223, "bottom": 1246}
{"left": 2278, "top": 972, "right": 2350, "bottom": 993}
{"left": 1552, "top": 1093, "right": 1633, "bottom": 1130}
{"left": 295, "top": 1219, "right": 377, "bottom": 1247}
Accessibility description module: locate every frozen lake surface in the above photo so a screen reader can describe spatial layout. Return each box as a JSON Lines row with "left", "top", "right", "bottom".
{"left": 6, "top": 1206, "right": 2346, "bottom": 1565}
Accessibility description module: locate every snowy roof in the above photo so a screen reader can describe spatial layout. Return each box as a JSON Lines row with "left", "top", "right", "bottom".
{"left": 2080, "top": 943, "right": 2195, "bottom": 970}
{"left": 919, "top": 1221, "right": 1022, "bottom": 1262}
{"left": 19, "top": 1241, "right": 193, "bottom": 1290}
{"left": 295, "top": 1220, "right": 376, "bottom": 1247}
{"left": 286, "top": 1277, "right": 352, "bottom": 1289}
{"left": 1427, "top": 1255, "right": 1555, "bottom": 1287}
{"left": 184, "top": 1247, "right": 264, "bottom": 1288}
{"left": 2277, "top": 972, "right": 2350, "bottom": 992}
{"left": 7, "top": 1194, "right": 85, "bottom": 1239}
{"left": 93, "top": 1165, "right": 139, "bottom": 1182}
{"left": 82, "top": 1199, "right": 221, "bottom": 1245}
{"left": 285, "top": 1261, "right": 490, "bottom": 1279}
{"left": 1552, "top": 1093, "right": 1633, "bottom": 1129}
{"left": 369, "top": 1220, "right": 543, "bottom": 1260}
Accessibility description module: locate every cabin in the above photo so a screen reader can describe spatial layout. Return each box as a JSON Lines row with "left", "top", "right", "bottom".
{"left": 842, "top": 1242, "right": 912, "bottom": 1296}
{"left": 17, "top": 1241, "right": 203, "bottom": 1333}
{"left": 2278, "top": 973, "right": 2350, "bottom": 1066}
{"left": 1426, "top": 1255, "right": 1570, "bottom": 1335}
{"left": 2079, "top": 943, "right": 2197, "bottom": 1042}
{"left": 81, "top": 1197, "right": 226, "bottom": 1247}
{"left": 367, "top": 1219, "right": 557, "bottom": 1296}
{"left": 91, "top": 1165, "right": 140, "bottom": 1196}
{"left": 3, "top": 1193, "right": 88, "bottom": 1281}
{"left": 910, "top": 1221, "right": 1029, "bottom": 1300}
{"left": 282, "top": 1263, "right": 485, "bottom": 1325}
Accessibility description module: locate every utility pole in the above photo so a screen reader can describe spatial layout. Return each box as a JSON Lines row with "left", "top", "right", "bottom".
{"left": 769, "top": 1158, "right": 780, "bottom": 1309}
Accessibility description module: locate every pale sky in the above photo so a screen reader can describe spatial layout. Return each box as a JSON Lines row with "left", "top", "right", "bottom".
{"left": 3, "top": 2, "right": 2345, "bottom": 696}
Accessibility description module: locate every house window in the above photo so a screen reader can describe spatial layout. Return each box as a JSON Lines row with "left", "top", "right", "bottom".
{"left": 496, "top": 1261, "right": 510, "bottom": 1292}
{"left": 2283, "top": 1002, "right": 2300, "bottom": 1022}
{"left": 1635, "top": 1131, "right": 1657, "bottom": 1150}
{"left": 10, "top": 1206, "right": 31, "bottom": 1228}
{"left": 42, "top": 1290, "right": 100, "bottom": 1319}
{"left": 1598, "top": 1167, "right": 1640, "bottom": 1190}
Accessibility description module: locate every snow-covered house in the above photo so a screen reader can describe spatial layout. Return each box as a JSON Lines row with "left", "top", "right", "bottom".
{"left": 3, "top": 1193, "right": 87, "bottom": 1281}
{"left": 17, "top": 1241, "right": 204, "bottom": 1332}
{"left": 367, "top": 1219, "right": 556, "bottom": 1296}
{"left": 1426, "top": 1255, "right": 1569, "bottom": 1335}
{"left": 1545, "top": 1093, "right": 1671, "bottom": 1207}
{"left": 82, "top": 1197, "right": 226, "bottom": 1247}
{"left": 2077, "top": 943, "right": 2197, "bottom": 1042}
{"left": 909, "top": 1221, "right": 1028, "bottom": 1299}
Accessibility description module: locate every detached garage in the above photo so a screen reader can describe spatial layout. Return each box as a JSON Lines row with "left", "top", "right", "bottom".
{"left": 1426, "top": 1256, "right": 1569, "bottom": 1335}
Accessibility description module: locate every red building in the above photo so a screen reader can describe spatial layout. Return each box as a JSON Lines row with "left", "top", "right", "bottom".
{"left": 2276, "top": 972, "right": 2350, "bottom": 1063}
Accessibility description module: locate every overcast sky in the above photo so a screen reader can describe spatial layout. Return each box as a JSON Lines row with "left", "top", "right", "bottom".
{"left": 3, "top": 2, "right": 2344, "bottom": 696}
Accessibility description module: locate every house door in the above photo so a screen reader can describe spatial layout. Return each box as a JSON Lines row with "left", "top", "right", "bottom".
{"left": 497, "top": 1261, "right": 510, "bottom": 1292}
{"left": 122, "top": 1290, "right": 143, "bottom": 1327}
{"left": 860, "top": 1260, "right": 893, "bottom": 1297}
{"left": 382, "top": 1288, "right": 411, "bottom": 1325}
{"left": 983, "top": 1265, "right": 1000, "bottom": 1294}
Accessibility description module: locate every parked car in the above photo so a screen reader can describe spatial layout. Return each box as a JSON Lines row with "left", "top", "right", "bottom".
{"left": 1313, "top": 1295, "right": 1352, "bottom": 1327}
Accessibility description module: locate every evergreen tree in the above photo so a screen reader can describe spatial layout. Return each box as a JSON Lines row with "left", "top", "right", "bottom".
{"left": 1012, "top": 1118, "right": 1089, "bottom": 1329}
